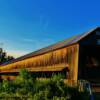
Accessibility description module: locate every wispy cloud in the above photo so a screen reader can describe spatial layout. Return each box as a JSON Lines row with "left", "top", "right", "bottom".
{"left": 6, "top": 37, "right": 55, "bottom": 58}
{"left": 43, "top": 20, "right": 49, "bottom": 31}
{"left": 22, "top": 37, "right": 55, "bottom": 50}
{"left": 39, "top": 15, "right": 49, "bottom": 32}
{"left": 7, "top": 50, "right": 29, "bottom": 58}
{"left": 22, "top": 38, "right": 35, "bottom": 43}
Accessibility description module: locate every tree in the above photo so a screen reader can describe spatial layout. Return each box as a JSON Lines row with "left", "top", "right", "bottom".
{"left": 0, "top": 48, "right": 14, "bottom": 65}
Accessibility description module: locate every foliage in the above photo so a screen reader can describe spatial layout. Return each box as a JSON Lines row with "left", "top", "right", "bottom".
{"left": 0, "top": 69, "right": 90, "bottom": 100}
{"left": 0, "top": 48, "right": 14, "bottom": 65}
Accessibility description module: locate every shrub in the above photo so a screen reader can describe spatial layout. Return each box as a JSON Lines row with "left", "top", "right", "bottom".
{"left": 0, "top": 69, "right": 90, "bottom": 100}
{"left": 14, "top": 69, "right": 35, "bottom": 95}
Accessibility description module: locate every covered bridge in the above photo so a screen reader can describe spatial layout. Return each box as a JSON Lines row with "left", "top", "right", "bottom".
{"left": 0, "top": 27, "right": 100, "bottom": 84}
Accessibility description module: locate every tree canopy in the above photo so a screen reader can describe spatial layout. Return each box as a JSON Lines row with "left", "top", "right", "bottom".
{"left": 0, "top": 48, "right": 14, "bottom": 65}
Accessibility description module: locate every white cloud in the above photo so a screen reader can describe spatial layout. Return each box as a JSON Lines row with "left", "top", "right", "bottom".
{"left": 2, "top": 37, "right": 55, "bottom": 58}
{"left": 7, "top": 50, "right": 29, "bottom": 58}
{"left": 22, "top": 38, "right": 55, "bottom": 49}
{"left": 22, "top": 38, "right": 35, "bottom": 42}
{"left": 4, "top": 37, "right": 55, "bottom": 58}
{"left": 39, "top": 15, "right": 49, "bottom": 32}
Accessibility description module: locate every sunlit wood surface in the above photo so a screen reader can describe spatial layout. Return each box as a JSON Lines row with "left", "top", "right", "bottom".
{"left": 0, "top": 44, "right": 79, "bottom": 82}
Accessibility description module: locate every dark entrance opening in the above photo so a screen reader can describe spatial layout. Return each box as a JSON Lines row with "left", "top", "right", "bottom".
{"left": 79, "top": 46, "right": 100, "bottom": 83}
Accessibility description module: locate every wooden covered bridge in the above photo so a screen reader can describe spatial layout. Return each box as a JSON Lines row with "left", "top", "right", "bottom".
{"left": 0, "top": 27, "right": 100, "bottom": 85}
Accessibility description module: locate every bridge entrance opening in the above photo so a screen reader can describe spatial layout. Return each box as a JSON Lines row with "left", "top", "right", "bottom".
{"left": 79, "top": 46, "right": 100, "bottom": 83}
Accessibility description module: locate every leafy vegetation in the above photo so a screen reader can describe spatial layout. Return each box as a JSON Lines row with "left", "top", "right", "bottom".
{"left": 0, "top": 69, "right": 90, "bottom": 100}
{"left": 0, "top": 48, "right": 14, "bottom": 65}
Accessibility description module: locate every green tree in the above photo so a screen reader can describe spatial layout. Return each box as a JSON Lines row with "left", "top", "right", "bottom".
{"left": 0, "top": 48, "right": 14, "bottom": 65}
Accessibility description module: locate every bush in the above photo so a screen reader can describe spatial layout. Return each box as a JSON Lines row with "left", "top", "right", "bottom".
{"left": 0, "top": 69, "right": 90, "bottom": 100}
{"left": 14, "top": 69, "right": 35, "bottom": 95}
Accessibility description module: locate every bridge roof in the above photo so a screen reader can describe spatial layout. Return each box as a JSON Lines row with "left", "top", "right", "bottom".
{"left": 1, "top": 27, "right": 99, "bottom": 66}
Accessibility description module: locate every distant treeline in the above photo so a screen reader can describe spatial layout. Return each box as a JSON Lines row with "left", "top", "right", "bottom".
{"left": 0, "top": 48, "right": 14, "bottom": 65}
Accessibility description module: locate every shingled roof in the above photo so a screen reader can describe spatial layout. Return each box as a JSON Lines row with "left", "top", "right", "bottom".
{"left": 1, "top": 27, "right": 99, "bottom": 66}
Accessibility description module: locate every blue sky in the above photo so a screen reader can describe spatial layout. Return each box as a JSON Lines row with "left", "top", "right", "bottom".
{"left": 0, "top": 0, "right": 100, "bottom": 57}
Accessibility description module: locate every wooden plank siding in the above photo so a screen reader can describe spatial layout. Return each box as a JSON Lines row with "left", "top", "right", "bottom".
{"left": 0, "top": 44, "right": 79, "bottom": 82}
{"left": 1, "top": 27, "right": 100, "bottom": 87}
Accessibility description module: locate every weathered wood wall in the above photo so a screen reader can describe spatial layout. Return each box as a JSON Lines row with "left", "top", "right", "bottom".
{"left": 0, "top": 44, "right": 79, "bottom": 82}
